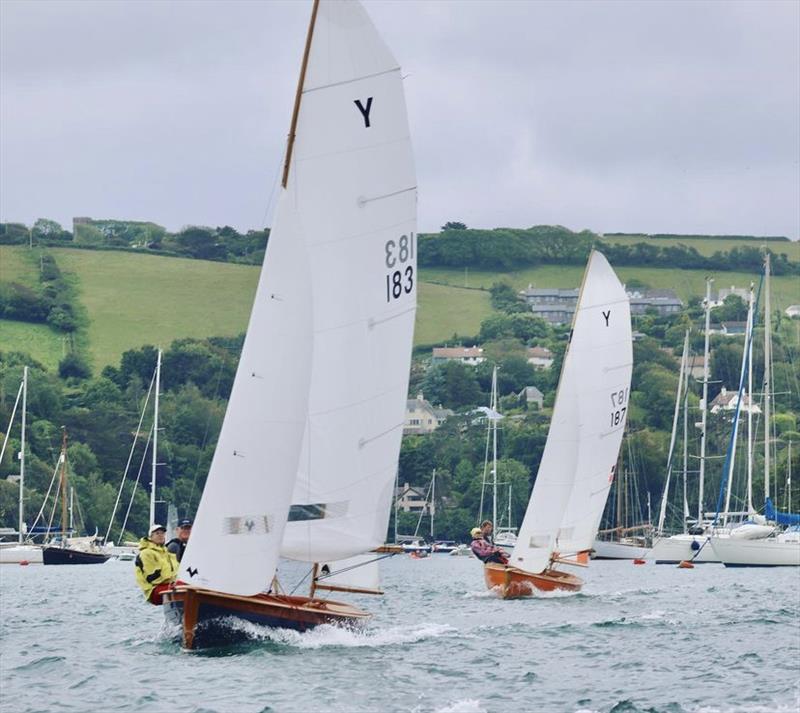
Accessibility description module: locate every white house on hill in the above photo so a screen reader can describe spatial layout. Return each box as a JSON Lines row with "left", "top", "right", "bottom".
{"left": 404, "top": 393, "right": 454, "bottom": 435}
{"left": 710, "top": 387, "right": 761, "bottom": 415}
{"left": 431, "top": 346, "right": 485, "bottom": 366}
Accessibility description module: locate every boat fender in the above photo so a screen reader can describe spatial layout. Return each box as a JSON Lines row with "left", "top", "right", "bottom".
{"left": 19, "top": 560, "right": 29, "bottom": 566}
{"left": 633, "top": 559, "right": 646, "bottom": 565}
{"left": 678, "top": 560, "right": 694, "bottom": 569}
{"left": 690, "top": 540, "right": 701, "bottom": 551}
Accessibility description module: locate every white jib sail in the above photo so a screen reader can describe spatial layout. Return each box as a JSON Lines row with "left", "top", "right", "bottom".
{"left": 180, "top": 188, "right": 314, "bottom": 596}
{"left": 552, "top": 252, "right": 632, "bottom": 556}
{"left": 510, "top": 251, "right": 632, "bottom": 573}
{"left": 280, "top": 0, "right": 417, "bottom": 565}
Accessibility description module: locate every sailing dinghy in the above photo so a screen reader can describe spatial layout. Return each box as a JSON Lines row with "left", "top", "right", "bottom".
{"left": 163, "top": 0, "right": 417, "bottom": 648}
{"left": 484, "top": 251, "right": 632, "bottom": 597}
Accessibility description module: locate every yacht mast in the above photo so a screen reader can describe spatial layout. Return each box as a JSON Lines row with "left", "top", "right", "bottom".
{"left": 723, "top": 287, "right": 755, "bottom": 525}
{"left": 60, "top": 428, "right": 68, "bottom": 541}
{"left": 746, "top": 284, "right": 755, "bottom": 513}
{"left": 18, "top": 367, "right": 27, "bottom": 543}
{"left": 682, "top": 358, "right": 690, "bottom": 532}
{"left": 149, "top": 349, "right": 162, "bottom": 528}
{"left": 492, "top": 366, "right": 498, "bottom": 529}
{"left": 657, "top": 330, "right": 688, "bottom": 536}
{"left": 698, "top": 279, "right": 712, "bottom": 522}
{"left": 763, "top": 255, "right": 771, "bottom": 506}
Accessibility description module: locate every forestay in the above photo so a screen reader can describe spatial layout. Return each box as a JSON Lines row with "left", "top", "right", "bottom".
{"left": 510, "top": 251, "right": 631, "bottom": 574}
{"left": 280, "top": 0, "right": 417, "bottom": 564}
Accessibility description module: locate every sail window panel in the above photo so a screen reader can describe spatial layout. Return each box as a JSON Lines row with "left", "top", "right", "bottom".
{"left": 288, "top": 502, "right": 348, "bottom": 522}
{"left": 304, "top": 1, "right": 399, "bottom": 94}
{"left": 283, "top": 469, "right": 395, "bottom": 561}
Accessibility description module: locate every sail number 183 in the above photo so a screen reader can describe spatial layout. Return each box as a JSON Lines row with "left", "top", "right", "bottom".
{"left": 610, "top": 387, "right": 629, "bottom": 427}
{"left": 385, "top": 233, "right": 414, "bottom": 302}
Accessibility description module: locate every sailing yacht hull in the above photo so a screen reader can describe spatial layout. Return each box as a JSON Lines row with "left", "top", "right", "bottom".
{"left": 42, "top": 546, "right": 110, "bottom": 565}
{"left": 163, "top": 585, "right": 371, "bottom": 649}
{"left": 592, "top": 539, "right": 649, "bottom": 560}
{"left": 710, "top": 536, "right": 800, "bottom": 567}
{"left": 648, "top": 534, "right": 720, "bottom": 564}
{"left": 0, "top": 544, "right": 43, "bottom": 564}
{"left": 484, "top": 562, "right": 582, "bottom": 598}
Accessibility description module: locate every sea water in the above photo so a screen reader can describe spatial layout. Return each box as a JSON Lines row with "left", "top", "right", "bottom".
{"left": 0, "top": 555, "right": 798, "bottom": 713}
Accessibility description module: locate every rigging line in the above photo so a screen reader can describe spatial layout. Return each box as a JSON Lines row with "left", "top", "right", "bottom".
{"left": 289, "top": 566, "right": 315, "bottom": 596}
{"left": 119, "top": 423, "right": 153, "bottom": 541}
{"left": 0, "top": 380, "right": 23, "bottom": 466}
{"left": 104, "top": 368, "right": 155, "bottom": 543}
{"left": 413, "top": 476, "right": 434, "bottom": 538}
{"left": 27, "top": 458, "right": 61, "bottom": 536}
{"left": 316, "top": 553, "right": 397, "bottom": 581}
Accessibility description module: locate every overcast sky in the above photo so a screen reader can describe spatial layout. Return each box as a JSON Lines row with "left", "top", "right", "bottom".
{"left": 1, "top": 0, "right": 798, "bottom": 239}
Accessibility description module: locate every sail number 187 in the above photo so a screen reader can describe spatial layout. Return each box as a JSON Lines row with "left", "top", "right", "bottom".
{"left": 385, "top": 233, "right": 414, "bottom": 302}
{"left": 610, "top": 387, "right": 629, "bottom": 427}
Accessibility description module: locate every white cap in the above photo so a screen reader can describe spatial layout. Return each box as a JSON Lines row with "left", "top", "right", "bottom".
{"left": 149, "top": 524, "right": 166, "bottom": 535}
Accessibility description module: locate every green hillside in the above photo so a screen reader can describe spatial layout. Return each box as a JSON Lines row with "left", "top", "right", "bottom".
{"left": 600, "top": 234, "right": 800, "bottom": 261}
{"left": 1, "top": 244, "right": 797, "bottom": 372}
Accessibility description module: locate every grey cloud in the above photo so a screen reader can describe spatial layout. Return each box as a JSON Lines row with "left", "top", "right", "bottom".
{"left": 1, "top": 0, "right": 797, "bottom": 239}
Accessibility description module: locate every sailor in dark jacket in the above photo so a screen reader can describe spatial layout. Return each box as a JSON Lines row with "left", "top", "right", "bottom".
{"left": 135, "top": 524, "right": 178, "bottom": 605}
{"left": 166, "top": 519, "right": 192, "bottom": 562}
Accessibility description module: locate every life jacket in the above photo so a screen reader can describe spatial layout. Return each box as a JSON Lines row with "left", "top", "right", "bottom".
{"left": 135, "top": 538, "right": 179, "bottom": 603}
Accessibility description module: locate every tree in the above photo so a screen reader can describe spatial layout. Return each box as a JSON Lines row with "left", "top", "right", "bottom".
{"left": 441, "top": 221, "right": 467, "bottom": 231}
{"left": 58, "top": 353, "right": 92, "bottom": 380}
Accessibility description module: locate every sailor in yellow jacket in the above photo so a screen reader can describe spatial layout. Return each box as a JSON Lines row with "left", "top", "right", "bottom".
{"left": 135, "top": 524, "right": 179, "bottom": 605}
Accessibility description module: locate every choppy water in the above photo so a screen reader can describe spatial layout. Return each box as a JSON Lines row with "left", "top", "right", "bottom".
{"left": 1, "top": 555, "right": 798, "bottom": 713}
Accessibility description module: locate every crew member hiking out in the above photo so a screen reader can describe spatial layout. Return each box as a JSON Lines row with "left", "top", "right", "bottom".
{"left": 135, "top": 524, "right": 179, "bottom": 605}
{"left": 469, "top": 527, "right": 508, "bottom": 565}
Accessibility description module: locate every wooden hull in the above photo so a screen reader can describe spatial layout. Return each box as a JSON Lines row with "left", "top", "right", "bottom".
{"left": 162, "top": 585, "right": 371, "bottom": 649}
{"left": 484, "top": 562, "right": 583, "bottom": 598}
{"left": 42, "top": 546, "right": 110, "bottom": 565}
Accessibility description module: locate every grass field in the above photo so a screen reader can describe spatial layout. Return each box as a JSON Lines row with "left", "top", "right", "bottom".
{"left": 0, "top": 320, "right": 65, "bottom": 371}
{"left": 1, "top": 247, "right": 494, "bottom": 370}
{"left": 599, "top": 235, "right": 800, "bottom": 261}
{"left": 0, "top": 246, "right": 40, "bottom": 287}
{"left": 416, "top": 282, "right": 492, "bottom": 345}
{"left": 54, "top": 249, "right": 260, "bottom": 369}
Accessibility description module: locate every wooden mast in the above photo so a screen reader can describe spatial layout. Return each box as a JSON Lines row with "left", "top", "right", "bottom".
{"left": 281, "top": 0, "right": 320, "bottom": 189}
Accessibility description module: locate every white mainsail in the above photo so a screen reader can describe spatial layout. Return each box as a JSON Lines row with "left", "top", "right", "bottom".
{"left": 280, "top": 0, "right": 417, "bottom": 564}
{"left": 183, "top": 0, "right": 415, "bottom": 596}
{"left": 509, "top": 251, "right": 632, "bottom": 573}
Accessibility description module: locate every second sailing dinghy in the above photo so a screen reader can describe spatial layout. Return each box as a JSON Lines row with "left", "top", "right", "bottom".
{"left": 163, "top": 0, "right": 417, "bottom": 648}
{"left": 484, "top": 251, "right": 632, "bottom": 597}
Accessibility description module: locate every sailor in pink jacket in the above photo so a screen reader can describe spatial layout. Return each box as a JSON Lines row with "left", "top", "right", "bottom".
{"left": 469, "top": 527, "right": 508, "bottom": 564}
